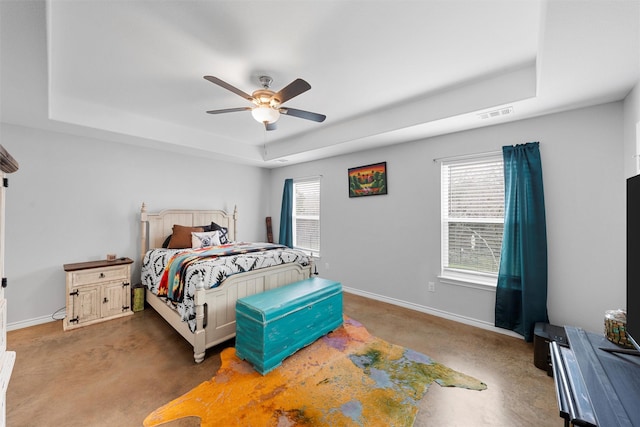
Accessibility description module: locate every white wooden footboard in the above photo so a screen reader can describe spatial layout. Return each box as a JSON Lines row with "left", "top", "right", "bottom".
{"left": 147, "top": 262, "right": 312, "bottom": 363}
{"left": 139, "top": 203, "right": 312, "bottom": 363}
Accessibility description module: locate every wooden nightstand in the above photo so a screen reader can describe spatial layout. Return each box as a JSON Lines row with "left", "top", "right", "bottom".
{"left": 63, "top": 258, "right": 134, "bottom": 331}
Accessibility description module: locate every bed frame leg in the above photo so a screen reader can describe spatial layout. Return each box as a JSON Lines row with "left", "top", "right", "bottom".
{"left": 194, "top": 349, "right": 205, "bottom": 364}
{"left": 193, "top": 328, "right": 206, "bottom": 363}
{"left": 193, "top": 287, "right": 207, "bottom": 363}
{"left": 193, "top": 323, "right": 206, "bottom": 363}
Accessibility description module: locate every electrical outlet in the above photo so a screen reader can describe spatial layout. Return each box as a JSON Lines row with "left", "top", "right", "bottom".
{"left": 428, "top": 281, "right": 435, "bottom": 292}
{"left": 325, "top": 262, "right": 330, "bottom": 270}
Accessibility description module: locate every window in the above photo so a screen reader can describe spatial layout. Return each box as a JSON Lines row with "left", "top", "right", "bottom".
{"left": 293, "top": 177, "right": 320, "bottom": 256}
{"left": 441, "top": 156, "right": 504, "bottom": 284}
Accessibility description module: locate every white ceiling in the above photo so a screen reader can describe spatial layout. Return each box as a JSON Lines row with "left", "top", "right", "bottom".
{"left": 1, "top": 0, "right": 639, "bottom": 167}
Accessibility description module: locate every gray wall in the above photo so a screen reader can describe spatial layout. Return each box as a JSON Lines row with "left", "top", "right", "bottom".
{"left": 1, "top": 99, "right": 635, "bottom": 336}
{"left": 624, "top": 82, "right": 640, "bottom": 177}
{"left": 1, "top": 123, "right": 270, "bottom": 327}
{"left": 269, "top": 102, "right": 626, "bottom": 335}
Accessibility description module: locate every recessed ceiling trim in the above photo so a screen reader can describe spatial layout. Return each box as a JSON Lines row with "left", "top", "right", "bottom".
{"left": 48, "top": 95, "right": 265, "bottom": 163}
{"left": 264, "top": 63, "right": 537, "bottom": 161}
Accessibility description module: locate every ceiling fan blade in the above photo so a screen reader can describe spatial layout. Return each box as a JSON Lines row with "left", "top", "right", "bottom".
{"left": 204, "top": 76, "right": 253, "bottom": 101}
{"left": 281, "top": 107, "right": 326, "bottom": 123}
{"left": 206, "top": 107, "right": 251, "bottom": 114}
{"left": 265, "top": 122, "right": 277, "bottom": 131}
{"left": 274, "top": 79, "right": 311, "bottom": 104}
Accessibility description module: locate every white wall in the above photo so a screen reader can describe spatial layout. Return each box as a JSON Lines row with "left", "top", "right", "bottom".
{"left": 1, "top": 123, "right": 269, "bottom": 328}
{"left": 0, "top": 100, "right": 629, "bottom": 335}
{"left": 269, "top": 102, "right": 625, "bottom": 335}
{"left": 624, "top": 81, "right": 640, "bottom": 177}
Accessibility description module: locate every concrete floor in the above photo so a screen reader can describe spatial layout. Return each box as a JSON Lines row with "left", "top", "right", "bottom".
{"left": 6, "top": 293, "right": 560, "bottom": 426}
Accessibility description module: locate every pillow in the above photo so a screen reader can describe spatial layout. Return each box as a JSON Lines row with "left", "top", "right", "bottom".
{"left": 162, "top": 224, "right": 213, "bottom": 248}
{"left": 210, "top": 222, "right": 230, "bottom": 244}
{"left": 166, "top": 225, "right": 204, "bottom": 249}
{"left": 191, "top": 231, "right": 222, "bottom": 249}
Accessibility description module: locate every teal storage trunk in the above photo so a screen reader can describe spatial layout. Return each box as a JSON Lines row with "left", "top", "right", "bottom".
{"left": 235, "top": 277, "right": 343, "bottom": 375}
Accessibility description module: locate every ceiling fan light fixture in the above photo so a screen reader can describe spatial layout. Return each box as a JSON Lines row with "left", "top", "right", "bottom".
{"left": 205, "top": 75, "right": 324, "bottom": 129}
{"left": 251, "top": 105, "right": 280, "bottom": 124}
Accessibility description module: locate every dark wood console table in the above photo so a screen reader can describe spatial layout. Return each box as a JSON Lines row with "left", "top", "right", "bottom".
{"left": 551, "top": 326, "right": 640, "bottom": 427}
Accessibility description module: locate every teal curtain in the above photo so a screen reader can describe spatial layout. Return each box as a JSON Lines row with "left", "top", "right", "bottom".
{"left": 279, "top": 179, "right": 293, "bottom": 248}
{"left": 495, "top": 142, "right": 548, "bottom": 342}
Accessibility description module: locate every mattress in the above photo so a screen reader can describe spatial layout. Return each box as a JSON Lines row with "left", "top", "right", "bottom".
{"left": 141, "top": 242, "right": 310, "bottom": 331}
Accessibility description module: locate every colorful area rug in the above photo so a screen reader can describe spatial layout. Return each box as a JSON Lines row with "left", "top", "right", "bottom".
{"left": 144, "top": 317, "right": 487, "bottom": 427}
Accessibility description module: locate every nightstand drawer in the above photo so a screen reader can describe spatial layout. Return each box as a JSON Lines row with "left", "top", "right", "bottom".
{"left": 70, "top": 265, "right": 129, "bottom": 286}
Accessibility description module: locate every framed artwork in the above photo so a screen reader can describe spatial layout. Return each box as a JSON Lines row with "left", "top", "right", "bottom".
{"left": 348, "top": 162, "right": 387, "bottom": 197}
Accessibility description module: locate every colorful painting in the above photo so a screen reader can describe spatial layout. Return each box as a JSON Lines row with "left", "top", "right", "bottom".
{"left": 348, "top": 162, "right": 387, "bottom": 197}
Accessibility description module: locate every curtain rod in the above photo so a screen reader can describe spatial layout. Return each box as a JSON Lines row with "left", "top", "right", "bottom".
{"left": 432, "top": 149, "right": 502, "bottom": 163}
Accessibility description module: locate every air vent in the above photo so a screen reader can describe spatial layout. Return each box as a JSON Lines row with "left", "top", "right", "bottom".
{"left": 478, "top": 106, "right": 513, "bottom": 120}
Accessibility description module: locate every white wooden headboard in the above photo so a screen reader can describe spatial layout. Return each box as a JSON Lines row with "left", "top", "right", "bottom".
{"left": 139, "top": 203, "right": 238, "bottom": 261}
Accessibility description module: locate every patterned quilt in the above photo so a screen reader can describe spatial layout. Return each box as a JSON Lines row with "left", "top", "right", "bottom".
{"left": 141, "top": 242, "right": 310, "bottom": 332}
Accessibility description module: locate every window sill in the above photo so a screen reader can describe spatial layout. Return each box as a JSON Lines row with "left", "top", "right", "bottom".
{"left": 295, "top": 248, "right": 320, "bottom": 259}
{"left": 290, "top": 249, "right": 319, "bottom": 272}
{"left": 437, "top": 274, "right": 497, "bottom": 292}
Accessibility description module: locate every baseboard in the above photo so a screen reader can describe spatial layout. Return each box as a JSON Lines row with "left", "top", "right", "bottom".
{"left": 7, "top": 312, "right": 62, "bottom": 331}
{"left": 343, "top": 287, "right": 523, "bottom": 340}
{"left": 9, "top": 290, "right": 523, "bottom": 339}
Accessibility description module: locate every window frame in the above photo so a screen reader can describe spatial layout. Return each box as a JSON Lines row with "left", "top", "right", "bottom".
{"left": 440, "top": 155, "right": 504, "bottom": 287}
{"left": 292, "top": 177, "right": 321, "bottom": 257}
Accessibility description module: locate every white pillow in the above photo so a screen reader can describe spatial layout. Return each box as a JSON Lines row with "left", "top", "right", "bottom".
{"left": 191, "top": 231, "right": 222, "bottom": 248}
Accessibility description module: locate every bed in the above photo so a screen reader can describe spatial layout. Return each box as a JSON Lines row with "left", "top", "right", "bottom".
{"left": 139, "top": 203, "right": 312, "bottom": 363}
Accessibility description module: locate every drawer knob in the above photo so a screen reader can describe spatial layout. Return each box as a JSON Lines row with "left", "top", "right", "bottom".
{"left": 99, "top": 273, "right": 105, "bottom": 278}
{"left": 103, "top": 297, "right": 109, "bottom": 303}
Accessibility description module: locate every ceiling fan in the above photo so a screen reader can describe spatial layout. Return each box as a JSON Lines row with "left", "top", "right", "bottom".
{"left": 204, "top": 75, "right": 326, "bottom": 131}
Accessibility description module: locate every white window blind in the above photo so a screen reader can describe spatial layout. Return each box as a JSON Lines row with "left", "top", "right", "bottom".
{"left": 293, "top": 178, "right": 320, "bottom": 255}
{"left": 441, "top": 156, "right": 504, "bottom": 281}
